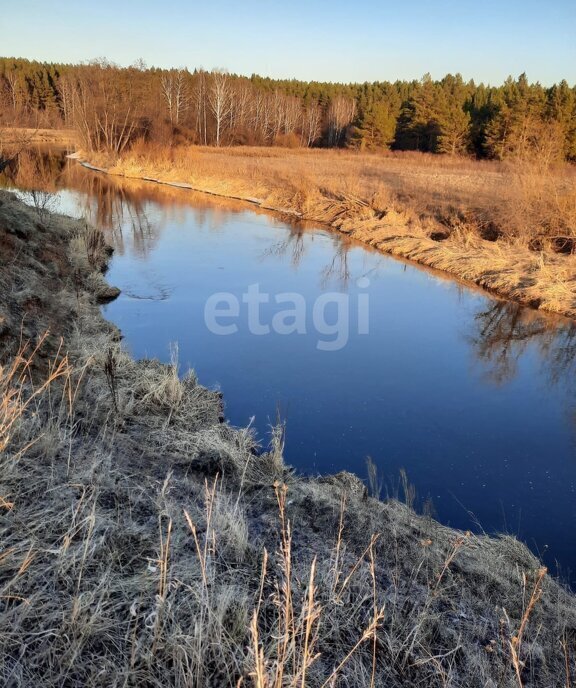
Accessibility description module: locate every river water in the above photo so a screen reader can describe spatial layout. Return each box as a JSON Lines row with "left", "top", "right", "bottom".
{"left": 3, "top": 148, "right": 576, "bottom": 581}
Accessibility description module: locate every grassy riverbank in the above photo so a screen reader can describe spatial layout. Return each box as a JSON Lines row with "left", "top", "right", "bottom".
{"left": 0, "top": 127, "right": 77, "bottom": 147}
{"left": 86, "top": 144, "right": 576, "bottom": 320}
{"left": 1, "top": 189, "right": 576, "bottom": 686}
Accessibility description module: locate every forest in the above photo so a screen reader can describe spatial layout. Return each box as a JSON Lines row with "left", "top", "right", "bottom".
{"left": 0, "top": 57, "right": 575, "bottom": 160}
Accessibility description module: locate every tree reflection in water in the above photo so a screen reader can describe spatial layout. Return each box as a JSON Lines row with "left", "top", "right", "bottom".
{"left": 263, "top": 222, "right": 353, "bottom": 288}
{"left": 469, "top": 301, "right": 576, "bottom": 408}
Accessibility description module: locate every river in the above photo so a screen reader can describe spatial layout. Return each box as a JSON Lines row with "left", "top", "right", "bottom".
{"left": 3, "top": 147, "right": 576, "bottom": 581}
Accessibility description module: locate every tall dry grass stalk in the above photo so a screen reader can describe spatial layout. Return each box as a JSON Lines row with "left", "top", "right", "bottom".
{"left": 0, "top": 332, "right": 73, "bottom": 457}
{"left": 244, "top": 482, "right": 386, "bottom": 687}
{"left": 504, "top": 566, "right": 548, "bottom": 688}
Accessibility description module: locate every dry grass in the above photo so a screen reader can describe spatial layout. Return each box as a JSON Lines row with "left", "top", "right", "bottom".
{"left": 1, "top": 190, "right": 576, "bottom": 686}
{"left": 0, "top": 127, "right": 77, "bottom": 146}
{"left": 89, "top": 143, "right": 576, "bottom": 319}
{"left": 0, "top": 333, "right": 72, "bottom": 456}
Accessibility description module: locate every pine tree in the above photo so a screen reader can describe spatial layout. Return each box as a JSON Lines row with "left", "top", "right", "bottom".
{"left": 352, "top": 101, "right": 397, "bottom": 149}
{"left": 484, "top": 74, "right": 548, "bottom": 160}
{"left": 547, "top": 80, "right": 576, "bottom": 160}
{"left": 436, "top": 98, "right": 470, "bottom": 154}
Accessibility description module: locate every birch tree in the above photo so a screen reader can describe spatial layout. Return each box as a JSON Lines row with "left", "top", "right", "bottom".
{"left": 192, "top": 70, "right": 209, "bottom": 145}
{"left": 301, "top": 103, "right": 322, "bottom": 147}
{"left": 208, "top": 70, "right": 232, "bottom": 146}
{"left": 57, "top": 75, "right": 76, "bottom": 126}
{"left": 327, "top": 96, "right": 356, "bottom": 146}
{"left": 161, "top": 69, "right": 190, "bottom": 125}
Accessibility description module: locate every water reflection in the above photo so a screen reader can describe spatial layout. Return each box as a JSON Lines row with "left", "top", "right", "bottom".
{"left": 263, "top": 224, "right": 307, "bottom": 267}
{"left": 470, "top": 300, "right": 576, "bottom": 392}
{"left": 264, "top": 225, "right": 355, "bottom": 288}
{"left": 2, "top": 147, "right": 360, "bottom": 288}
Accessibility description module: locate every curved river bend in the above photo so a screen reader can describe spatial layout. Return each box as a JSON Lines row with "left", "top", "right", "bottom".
{"left": 4, "top": 149, "right": 576, "bottom": 582}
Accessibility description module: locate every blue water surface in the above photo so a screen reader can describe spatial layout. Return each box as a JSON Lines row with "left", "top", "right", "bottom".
{"left": 9, "top": 155, "right": 576, "bottom": 582}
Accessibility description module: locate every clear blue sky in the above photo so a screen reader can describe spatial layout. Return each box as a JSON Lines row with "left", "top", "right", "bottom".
{"left": 1, "top": 0, "right": 574, "bottom": 85}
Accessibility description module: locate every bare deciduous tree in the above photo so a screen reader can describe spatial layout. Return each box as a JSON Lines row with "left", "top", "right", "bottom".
{"left": 327, "top": 96, "right": 356, "bottom": 146}
{"left": 57, "top": 75, "right": 76, "bottom": 126}
{"left": 70, "top": 63, "right": 143, "bottom": 155}
{"left": 301, "top": 103, "right": 322, "bottom": 147}
{"left": 192, "top": 70, "right": 209, "bottom": 145}
{"left": 161, "top": 69, "right": 190, "bottom": 125}
{"left": 5, "top": 71, "right": 21, "bottom": 113}
{"left": 208, "top": 70, "right": 232, "bottom": 147}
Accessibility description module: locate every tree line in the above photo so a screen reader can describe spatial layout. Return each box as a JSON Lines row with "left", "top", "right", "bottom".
{"left": 1, "top": 57, "right": 575, "bottom": 161}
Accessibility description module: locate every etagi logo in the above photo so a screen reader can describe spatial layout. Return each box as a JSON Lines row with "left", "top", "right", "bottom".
{"left": 204, "top": 278, "right": 370, "bottom": 351}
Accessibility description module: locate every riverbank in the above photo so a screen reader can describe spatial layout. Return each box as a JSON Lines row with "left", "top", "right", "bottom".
{"left": 0, "top": 126, "right": 77, "bottom": 147}
{"left": 1, "top": 189, "right": 575, "bottom": 686}
{"left": 83, "top": 145, "right": 576, "bottom": 320}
